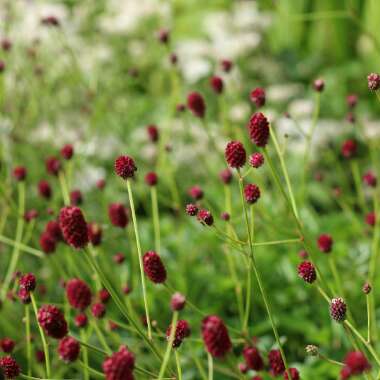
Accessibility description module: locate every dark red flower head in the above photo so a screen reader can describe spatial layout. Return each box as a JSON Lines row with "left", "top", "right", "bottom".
{"left": 347, "top": 94, "right": 358, "bottom": 109}
{"left": 341, "top": 139, "right": 357, "bottom": 159}
{"left": 0, "top": 356, "right": 20, "bottom": 379}
{"left": 46, "top": 156, "right": 61, "bottom": 176}
{"left": 147, "top": 124, "right": 159, "bottom": 142}
{"left": 102, "top": 346, "right": 135, "bottom": 380}
{"left": 243, "top": 346, "right": 264, "bottom": 371}
{"left": 12, "top": 166, "right": 27, "bottom": 181}
{"left": 66, "top": 278, "right": 92, "bottom": 310}
{"left": 363, "top": 171, "right": 377, "bottom": 187}
{"left": 91, "top": 302, "right": 106, "bottom": 319}
{"left": 201, "top": 315, "right": 232, "bottom": 358}
{"left": 187, "top": 92, "right": 205, "bottom": 118}
{"left": 176, "top": 103, "right": 186, "bottom": 113}
{"left": 98, "top": 289, "right": 111, "bottom": 304}
{"left": 368, "top": 73, "right": 380, "bottom": 91}
{"left": 210, "top": 76, "right": 224, "bottom": 94}
{"left": 59, "top": 206, "right": 88, "bottom": 249}
{"left": 244, "top": 184, "right": 260, "bottom": 204}
{"left": 0, "top": 338, "right": 15, "bottom": 354}
{"left": 166, "top": 319, "right": 191, "bottom": 348}
{"left": 250, "top": 88, "right": 266, "bottom": 107}
{"left": 19, "top": 273, "right": 36, "bottom": 292}
{"left": 108, "top": 203, "right": 129, "bottom": 228}
{"left": 114, "top": 155, "right": 137, "bottom": 180}
{"left": 158, "top": 29, "right": 170, "bottom": 44}
{"left": 268, "top": 349, "right": 285, "bottom": 376}
{"left": 170, "top": 53, "right": 178, "bottom": 65}
{"left": 143, "top": 251, "right": 167, "bottom": 284}
{"left": 0, "top": 61, "right": 5, "bottom": 73}
{"left": 221, "top": 212, "right": 230, "bottom": 221}
{"left": 74, "top": 313, "right": 88, "bottom": 328}
{"left": 38, "top": 180, "right": 52, "bottom": 199}
{"left": 219, "top": 168, "right": 233, "bottom": 184}
{"left": 58, "top": 336, "right": 80, "bottom": 362}
{"left": 249, "top": 152, "right": 264, "bottom": 168}
{"left": 362, "top": 282, "right": 372, "bottom": 295}
{"left": 145, "top": 172, "right": 158, "bottom": 186}
{"left": 225, "top": 141, "right": 246, "bottom": 168}
{"left": 343, "top": 351, "right": 371, "bottom": 375}
{"left": 297, "top": 261, "right": 316, "bottom": 284}
{"left": 1, "top": 39, "right": 12, "bottom": 52}
{"left": 317, "top": 234, "right": 333, "bottom": 253}
{"left": 61, "top": 144, "right": 74, "bottom": 160}
{"left": 188, "top": 185, "right": 203, "bottom": 200}
{"left": 87, "top": 222, "right": 102, "bottom": 246}
{"left": 185, "top": 203, "right": 198, "bottom": 216}
{"left": 330, "top": 297, "right": 347, "bottom": 322}
{"left": 340, "top": 366, "right": 352, "bottom": 379}
{"left": 39, "top": 232, "right": 56, "bottom": 254}
{"left": 24, "top": 209, "right": 38, "bottom": 222}
{"left": 38, "top": 305, "right": 68, "bottom": 339}
{"left": 197, "top": 209, "right": 214, "bottom": 226}
{"left": 70, "top": 190, "right": 83, "bottom": 206}
{"left": 45, "top": 220, "right": 63, "bottom": 241}
{"left": 247, "top": 112, "right": 270, "bottom": 147}
{"left": 313, "top": 79, "right": 325, "bottom": 92}
{"left": 113, "top": 253, "right": 125, "bottom": 264}
{"left": 41, "top": 15, "right": 60, "bottom": 26}
{"left": 96, "top": 178, "right": 106, "bottom": 190}
{"left": 18, "top": 288, "right": 31, "bottom": 304}
{"left": 220, "top": 59, "right": 233, "bottom": 73}
{"left": 171, "top": 292, "right": 186, "bottom": 311}
{"left": 365, "top": 212, "right": 376, "bottom": 227}
{"left": 284, "top": 367, "right": 300, "bottom": 380}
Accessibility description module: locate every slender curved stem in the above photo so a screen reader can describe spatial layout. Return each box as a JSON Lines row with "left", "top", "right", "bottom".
{"left": 126, "top": 179, "right": 152, "bottom": 340}
{"left": 25, "top": 305, "right": 32, "bottom": 376}
{"left": 31, "top": 293, "right": 51, "bottom": 378}
{"left": 207, "top": 353, "right": 213, "bottom": 380}
{"left": 175, "top": 351, "right": 182, "bottom": 380}
{"left": 58, "top": 171, "right": 70, "bottom": 206}
{"left": 237, "top": 171, "right": 291, "bottom": 378}
{"left": 158, "top": 311, "right": 178, "bottom": 380}
{"left": 151, "top": 186, "right": 161, "bottom": 253}
{"left": 80, "top": 329, "right": 89, "bottom": 380}
{"left": 1, "top": 182, "right": 25, "bottom": 299}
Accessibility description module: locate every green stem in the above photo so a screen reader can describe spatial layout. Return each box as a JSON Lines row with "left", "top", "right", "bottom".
{"left": 351, "top": 160, "right": 367, "bottom": 212}
{"left": 0, "top": 235, "right": 43, "bottom": 257}
{"left": 91, "top": 319, "right": 112, "bottom": 354}
{"left": 344, "top": 320, "right": 380, "bottom": 366}
{"left": 158, "top": 311, "right": 178, "bottom": 380}
{"left": 31, "top": 293, "right": 51, "bottom": 378}
{"left": 237, "top": 171, "right": 291, "bottom": 378}
{"left": 208, "top": 353, "right": 213, "bottom": 380}
{"left": 151, "top": 186, "right": 161, "bottom": 253}
{"left": 58, "top": 171, "right": 70, "bottom": 206}
{"left": 175, "top": 351, "right": 182, "bottom": 380}
{"left": 367, "top": 294, "right": 371, "bottom": 344}
{"left": 126, "top": 179, "right": 152, "bottom": 340}
{"left": 270, "top": 128, "right": 299, "bottom": 219}
{"left": 80, "top": 329, "right": 89, "bottom": 380}
{"left": 25, "top": 305, "right": 32, "bottom": 376}
{"left": 318, "top": 353, "right": 345, "bottom": 367}
{"left": 83, "top": 248, "right": 162, "bottom": 361}
{"left": 1, "top": 182, "right": 25, "bottom": 300}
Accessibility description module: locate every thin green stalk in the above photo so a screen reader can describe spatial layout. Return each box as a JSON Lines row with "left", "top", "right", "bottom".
{"left": 0, "top": 234, "right": 43, "bottom": 257}
{"left": 1, "top": 182, "right": 25, "bottom": 300}
{"left": 367, "top": 293, "right": 371, "bottom": 344}
{"left": 80, "top": 330, "right": 89, "bottom": 380}
{"left": 91, "top": 319, "right": 112, "bottom": 354}
{"left": 151, "top": 186, "right": 161, "bottom": 253}
{"left": 31, "top": 293, "right": 51, "bottom": 378}
{"left": 158, "top": 311, "right": 178, "bottom": 380}
{"left": 25, "top": 305, "right": 32, "bottom": 376}
{"left": 126, "top": 179, "right": 152, "bottom": 340}
{"left": 83, "top": 248, "right": 163, "bottom": 361}
{"left": 175, "top": 351, "right": 182, "bottom": 380}
{"left": 344, "top": 320, "right": 380, "bottom": 366}
{"left": 208, "top": 353, "right": 213, "bottom": 380}
{"left": 318, "top": 353, "right": 345, "bottom": 367}
{"left": 270, "top": 128, "right": 299, "bottom": 219}
{"left": 237, "top": 171, "right": 291, "bottom": 379}
{"left": 58, "top": 171, "right": 70, "bottom": 206}
{"left": 20, "top": 375, "right": 78, "bottom": 380}
{"left": 243, "top": 261, "right": 252, "bottom": 335}
{"left": 351, "top": 160, "right": 367, "bottom": 211}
